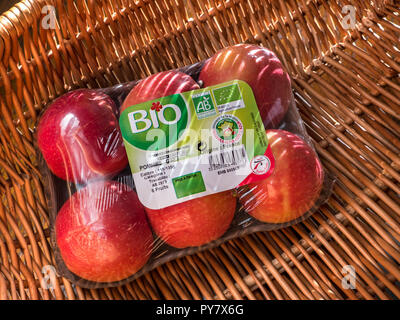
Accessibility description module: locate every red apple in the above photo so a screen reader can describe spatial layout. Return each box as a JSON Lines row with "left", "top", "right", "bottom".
{"left": 145, "top": 191, "right": 236, "bottom": 248}
{"left": 37, "top": 89, "right": 128, "bottom": 183}
{"left": 199, "top": 44, "right": 291, "bottom": 128}
{"left": 120, "top": 70, "right": 200, "bottom": 113}
{"left": 239, "top": 129, "right": 324, "bottom": 223}
{"left": 55, "top": 181, "right": 153, "bottom": 283}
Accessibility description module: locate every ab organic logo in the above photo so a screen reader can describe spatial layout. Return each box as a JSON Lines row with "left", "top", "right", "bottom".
{"left": 193, "top": 91, "right": 217, "bottom": 119}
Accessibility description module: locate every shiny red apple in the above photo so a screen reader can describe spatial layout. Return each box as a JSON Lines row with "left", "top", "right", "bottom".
{"left": 199, "top": 44, "right": 292, "bottom": 128}
{"left": 145, "top": 191, "right": 236, "bottom": 248}
{"left": 239, "top": 129, "right": 324, "bottom": 223}
{"left": 37, "top": 89, "right": 128, "bottom": 183}
{"left": 120, "top": 70, "right": 200, "bottom": 113}
{"left": 55, "top": 181, "right": 153, "bottom": 283}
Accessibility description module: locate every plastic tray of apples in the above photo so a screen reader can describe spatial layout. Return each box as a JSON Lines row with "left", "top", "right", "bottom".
{"left": 35, "top": 44, "right": 334, "bottom": 288}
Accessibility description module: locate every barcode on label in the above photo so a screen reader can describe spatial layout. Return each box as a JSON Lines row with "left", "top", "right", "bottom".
{"left": 208, "top": 145, "right": 248, "bottom": 171}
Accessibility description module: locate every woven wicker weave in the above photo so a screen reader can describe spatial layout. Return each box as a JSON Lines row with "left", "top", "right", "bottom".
{"left": 0, "top": 0, "right": 399, "bottom": 300}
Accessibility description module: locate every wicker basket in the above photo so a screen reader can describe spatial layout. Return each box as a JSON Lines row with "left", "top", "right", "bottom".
{"left": 0, "top": 0, "right": 399, "bottom": 300}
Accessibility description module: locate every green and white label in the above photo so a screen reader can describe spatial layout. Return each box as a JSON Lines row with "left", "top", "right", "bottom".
{"left": 193, "top": 91, "right": 217, "bottom": 119}
{"left": 120, "top": 80, "right": 274, "bottom": 210}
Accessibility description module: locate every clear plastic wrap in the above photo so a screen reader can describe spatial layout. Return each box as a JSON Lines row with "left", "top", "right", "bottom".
{"left": 35, "top": 44, "right": 334, "bottom": 288}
